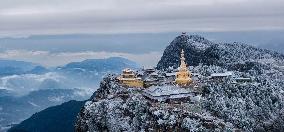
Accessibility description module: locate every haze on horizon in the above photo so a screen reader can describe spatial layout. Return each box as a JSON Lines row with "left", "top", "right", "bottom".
{"left": 0, "top": 0, "right": 283, "bottom": 67}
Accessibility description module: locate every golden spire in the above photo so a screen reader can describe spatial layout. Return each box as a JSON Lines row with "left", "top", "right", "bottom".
{"left": 179, "top": 49, "right": 187, "bottom": 72}
{"left": 175, "top": 49, "right": 193, "bottom": 87}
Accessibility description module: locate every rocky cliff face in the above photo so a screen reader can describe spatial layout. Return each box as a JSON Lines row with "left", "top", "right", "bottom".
{"left": 75, "top": 76, "right": 235, "bottom": 132}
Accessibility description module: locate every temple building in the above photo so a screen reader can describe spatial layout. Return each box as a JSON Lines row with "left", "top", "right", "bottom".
{"left": 142, "top": 85, "right": 192, "bottom": 103}
{"left": 117, "top": 68, "right": 144, "bottom": 87}
{"left": 234, "top": 77, "right": 252, "bottom": 83}
{"left": 175, "top": 49, "right": 193, "bottom": 87}
{"left": 210, "top": 72, "right": 233, "bottom": 81}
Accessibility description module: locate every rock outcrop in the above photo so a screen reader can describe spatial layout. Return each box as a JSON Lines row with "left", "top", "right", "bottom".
{"left": 75, "top": 76, "right": 235, "bottom": 131}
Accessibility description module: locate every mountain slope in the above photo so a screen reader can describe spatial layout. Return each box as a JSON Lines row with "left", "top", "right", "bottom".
{"left": 8, "top": 100, "right": 85, "bottom": 132}
{"left": 157, "top": 34, "right": 284, "bottom": 131}
{"left": 0, "top": 89, "right": 87, "bottom": 131}
{"left": 157, "top": 34, "right": 284, "bottom": 71}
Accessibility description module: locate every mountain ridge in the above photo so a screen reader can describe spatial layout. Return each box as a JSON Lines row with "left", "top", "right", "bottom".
{"left": 157, "top": 34, "right": 284, "bottom": 71}
{"left": 8, "top": 100, "right": 86, "bottom": 132}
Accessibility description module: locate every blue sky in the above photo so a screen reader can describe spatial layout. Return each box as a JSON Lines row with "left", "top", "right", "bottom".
{"left": 0, "top": 0, "right": 283, "bottom": 67}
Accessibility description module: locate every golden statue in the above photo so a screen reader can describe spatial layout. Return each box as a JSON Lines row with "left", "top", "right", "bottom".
{"left": 175, "top": 49, "right": 193, "bottom": 86}
{"left": 117, "top": 68, "right": 144, "bottom": 87}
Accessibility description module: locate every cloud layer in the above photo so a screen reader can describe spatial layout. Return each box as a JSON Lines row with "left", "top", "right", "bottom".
{"left": 0, "top": 0, "right": 283, "bottom": 36}
{"left": 0, "top": 50, "right": 162, "bottom": 67}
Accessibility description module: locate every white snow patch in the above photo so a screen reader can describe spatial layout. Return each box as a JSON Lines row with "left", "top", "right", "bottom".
{"left": 192, "top": 42, "right": 210, "bottom": 50}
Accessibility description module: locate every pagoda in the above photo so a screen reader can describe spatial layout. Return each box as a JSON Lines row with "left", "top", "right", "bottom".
{"left": 117, "top": 68, "right": 144, "bottom": 87}
{"left": 175, "top": 49, "right": 193, "bottom": 87}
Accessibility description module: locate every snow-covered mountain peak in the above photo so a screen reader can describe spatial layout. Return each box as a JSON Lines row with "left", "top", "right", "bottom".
{"left": 170, "top": 34, "right": 213, "bottom": 48}
{"left": 157, "top": 34, "right": 284, "bottom": 70}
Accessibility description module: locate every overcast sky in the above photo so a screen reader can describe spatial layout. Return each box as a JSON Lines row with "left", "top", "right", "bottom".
{"left": 0, "top": 0, "right": 284, "bottom": 37}
{"left": 0, "top": 0, "right": 283, "bottom": 67}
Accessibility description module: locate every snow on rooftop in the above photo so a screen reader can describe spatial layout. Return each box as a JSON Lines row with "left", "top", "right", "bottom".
{"left": 144, "top": 77, "right": 158, "bottom": 81}
{"left": 165, "top": 73, "right": 176, "bottom": 76}
{"left": 144, "top": 85, "right": 190, "bottom": 97}
{"left": 119, "top": 78, "right": 142, "bottom": 81}
{"left": 211, "top": 71, "right": 233, "bottom": 77}
{"left": 123, "top": 68, "right": 134, "bottom": 72}
{"left": 150, "top": 72, "right": 158, "bottom": 76}
{"left": 235, "top": 77, "right": 251, "bottom": 80}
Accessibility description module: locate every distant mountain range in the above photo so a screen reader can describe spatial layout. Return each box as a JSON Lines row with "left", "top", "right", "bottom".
{"left": 0, "top": 57, "right": 139, "bottom": 131}
{"left": 59, "top": 57, "right": 139, "bottom": 72}
{"left": 0, "top": 60, "right": 48, "bottom": 76}
{"left": 55, "top": 57, "right": 140, "bottom": 89}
